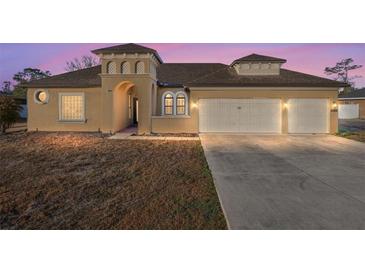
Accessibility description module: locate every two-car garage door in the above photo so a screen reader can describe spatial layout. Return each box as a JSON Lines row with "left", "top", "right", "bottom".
{"left": 199, "top": 99, "right": 281, "bottom": 133}
{"left": 199, "top": 98, "right": 329, "bottom": 133}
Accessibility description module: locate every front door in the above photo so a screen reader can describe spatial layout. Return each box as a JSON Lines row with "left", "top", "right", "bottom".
{"left": 133, "top": 98, "right": 139, "bottom": 125}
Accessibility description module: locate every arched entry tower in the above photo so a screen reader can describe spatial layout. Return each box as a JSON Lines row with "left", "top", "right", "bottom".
{"left": 93, "top": 44, "right": 162, "bottom": 134}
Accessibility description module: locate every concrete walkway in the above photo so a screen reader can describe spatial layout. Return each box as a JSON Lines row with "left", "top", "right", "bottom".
{"left": 108, "top": 127, "right": 137, "bottom": 139}
{"left": 109, "top": 127, "right": 199, "bottom": 140}
{"left": 200, "top": 134, "right": 365, "bottom": 229}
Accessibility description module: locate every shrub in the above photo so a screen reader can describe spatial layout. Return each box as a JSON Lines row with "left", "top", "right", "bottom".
{"left": 0, "top": 95, "right": 22, "bottom": 134}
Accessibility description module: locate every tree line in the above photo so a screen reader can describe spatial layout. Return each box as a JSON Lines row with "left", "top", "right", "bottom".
{"left": 0, "top": 55, "right": 99, "bottom": 97}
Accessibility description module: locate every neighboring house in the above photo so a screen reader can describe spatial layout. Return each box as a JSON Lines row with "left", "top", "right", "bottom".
{"left": 338, "top": 90, "right": 365, "bottom": 119}
{"left": 25, "top": 43, "right": 347, "bottom": 134}
{"left": 13, "top": 97, "right": 27, "bottom": 119}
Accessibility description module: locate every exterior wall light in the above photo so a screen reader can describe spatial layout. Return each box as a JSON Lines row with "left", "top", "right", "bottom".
{"left": 283, "top": 103, "right": 288, "bottom": 109}
{"left": 332, "top": 102, "right": 338, "bottom": 110}
{"left": 192, "top": 102, "right": 198, "bottom": 109}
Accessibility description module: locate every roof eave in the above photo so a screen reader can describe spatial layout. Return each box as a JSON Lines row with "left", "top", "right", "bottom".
{"left": 23, "top": 84, "right": 102, "bottom": 88}
{"left": 91, "top": 49, "right": 163, "bottom": 64}
{"left": 230, "top": 60, "right": 286, "bottom": 66}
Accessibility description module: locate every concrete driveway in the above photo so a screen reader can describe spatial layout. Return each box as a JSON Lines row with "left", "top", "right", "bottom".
{"left": 200, "top": 134, "right": 365, "bottom": 229}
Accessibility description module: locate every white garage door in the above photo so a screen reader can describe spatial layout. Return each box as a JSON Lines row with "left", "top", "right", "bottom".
{"left": 199, "top": 99, "right": 281, "bottom": 133}
{"left": 339, "top": 104, "right": 359, "bottom": 119}
{"left": 288, "top": 99, "right": 329, "bottom": 133}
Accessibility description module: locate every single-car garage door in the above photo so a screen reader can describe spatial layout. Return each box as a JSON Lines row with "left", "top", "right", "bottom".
{"left": 199, "top": 99, "right": 281, "bottom": 133}
{"left": 288, "top": 99, "right": 329, "bottom": 133}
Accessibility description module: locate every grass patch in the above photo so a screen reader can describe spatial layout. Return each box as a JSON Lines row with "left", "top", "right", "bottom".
{"left": 0, "top": 132, "right": 226, "bottom": 229}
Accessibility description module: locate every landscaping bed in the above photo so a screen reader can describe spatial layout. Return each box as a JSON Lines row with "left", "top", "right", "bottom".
{"left": 0, "top": 132, "right": 226, "bottom": 229}
{"left": 337, "top": 131, "right": 365, "bottom": 143}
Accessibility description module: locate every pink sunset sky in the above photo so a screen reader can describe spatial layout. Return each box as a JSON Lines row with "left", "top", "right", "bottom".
{"left": 1, "top": 43, "right": 365, "bottom": 88}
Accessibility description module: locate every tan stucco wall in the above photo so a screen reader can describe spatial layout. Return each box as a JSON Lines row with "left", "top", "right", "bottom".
{"left": 27, "top": 87, "right": 102, "bottom": 132}
{"left": 338, "top": 99, "right": 365, "bottom": 119}
{"left": 151, "top": 116, "right": 195, "bottom": 133}
{"left": 100, "top": 74, "right": 156, "bottom": 134}
{"left": 152, "top": 88, "right": 339, "bottom": 134}
{"left": 28, "top": 84, "right": 339, "bottom": 134}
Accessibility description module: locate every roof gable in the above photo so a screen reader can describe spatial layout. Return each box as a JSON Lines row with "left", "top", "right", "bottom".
{"left": 232, "top": 53, "right": 287, "bottom": 65}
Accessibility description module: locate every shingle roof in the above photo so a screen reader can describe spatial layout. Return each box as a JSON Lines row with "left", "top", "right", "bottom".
{"left": 24, "top": 65, "right": 102, "bottom": 88}
{"left": 157, "top": 63, "right": 227, "bottom": 87}
{"left": 24, "top": 61, "right": 348, "bottom": 89}
{"left": 91, "top": 43, "right": 163, "bottom": 63}
{"left": 338, "top": 89, "right": 365, "bottom": 99}
{"left": 231, "top": 53, "right": 287, "bottom": 65}
{"left": 158, "top": 63, "right": 347, "bottom": 88}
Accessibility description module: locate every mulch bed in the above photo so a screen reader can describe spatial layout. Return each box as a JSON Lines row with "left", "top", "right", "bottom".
{"left": 0, "top": 132, "right": 226, "bottom": 229}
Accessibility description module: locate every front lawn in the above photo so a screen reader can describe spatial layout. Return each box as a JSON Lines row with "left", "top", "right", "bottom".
{"left": 0, "top": 132, "right": 226, "bottom": 229}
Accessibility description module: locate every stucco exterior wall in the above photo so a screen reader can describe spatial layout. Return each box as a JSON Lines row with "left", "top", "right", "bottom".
{"left": 151, "top": 116, "right": 195, "bottom": 133}
{"left": 100, "top": 74, "right": 156, "bottom": 134}
{"left": 152, "top": 88, "right": 339, "bottom": 134}
{"left": 28, "top": 85, "right": 339, "bottom": 134}
{"left": 27, "top": 87, "right": 102, "bottom": 132}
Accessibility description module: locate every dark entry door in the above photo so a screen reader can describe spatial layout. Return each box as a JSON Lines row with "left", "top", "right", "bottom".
{"left": 133, "top": 98, "right": 139, "bottom": 125}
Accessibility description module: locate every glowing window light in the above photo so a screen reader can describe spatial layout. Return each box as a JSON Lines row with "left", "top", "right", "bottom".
{"left": 60, "top": 95, "right": 84, "bottom": 121}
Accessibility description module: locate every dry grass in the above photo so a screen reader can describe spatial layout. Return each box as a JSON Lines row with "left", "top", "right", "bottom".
{"left": 337, "top": 131, "right": 365, "bottom": 143}
{"left": 0, "top": 132, "right": 226, "bottom": 229}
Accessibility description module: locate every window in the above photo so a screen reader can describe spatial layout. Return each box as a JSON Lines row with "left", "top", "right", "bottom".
{"left": 106, "top": 61, "right": 116, "bottom": 74}
{"left": 121, "top": 61, "right": 130, "bottom": 74}
{"left": 59, "top": 93, "right": 85, "bottom": 121}
{"left": 135, "top": 61, "right": 144, "bottom": 74}
{"left": 163, "top": 94, "right": 174, "bottom": 115}
{"left": 162, "top": 91, "right": 189, "bottom": 116}
{"left": 176, "top": 93, "right": 186, "bottom": 115}
{"left": 34, "top": 89, "right": 49, "bottom": 104}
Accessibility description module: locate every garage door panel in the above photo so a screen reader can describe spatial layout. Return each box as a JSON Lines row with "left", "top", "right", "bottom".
{"left": 288, "top": 99, "right": 329, "bottom": 134}
{"left": 199, "top": 99, "right": 281, "bottom": 133}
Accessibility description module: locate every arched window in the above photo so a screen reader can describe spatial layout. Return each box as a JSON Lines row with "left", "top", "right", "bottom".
{"left": 106, "top": 61, "right": 116, "bottom": 74}
{"left": 176, "top": 91, "right": 188, "bottom": 115}
{"left": 163, "top": 93, "right": 174, "bottom": 115}
{"left": 121, "top": 61, "right": 130, "bottom": 74}
{"left": 135, "top": 61, "right": 145, "bottom": 74}
{"left": 176, "top": 93, "right": 187, "bottom": 115}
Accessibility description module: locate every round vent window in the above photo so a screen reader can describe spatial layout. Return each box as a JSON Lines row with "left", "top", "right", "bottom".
{"left": 34, "top": 89, "right": 49, "bottom": 104}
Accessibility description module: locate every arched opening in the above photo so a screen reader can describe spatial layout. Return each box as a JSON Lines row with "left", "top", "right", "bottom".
{"left": 135, "top": 61, "right": 145, "bottom": 74}
{"left": 113, "top": 81, "right": 136, "bottom": 132}
{"left": 106, "top": 61, "right": 116, "bottom": 74}
{"left": 121, "top": 61, "right": 130, "bottom": 74}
